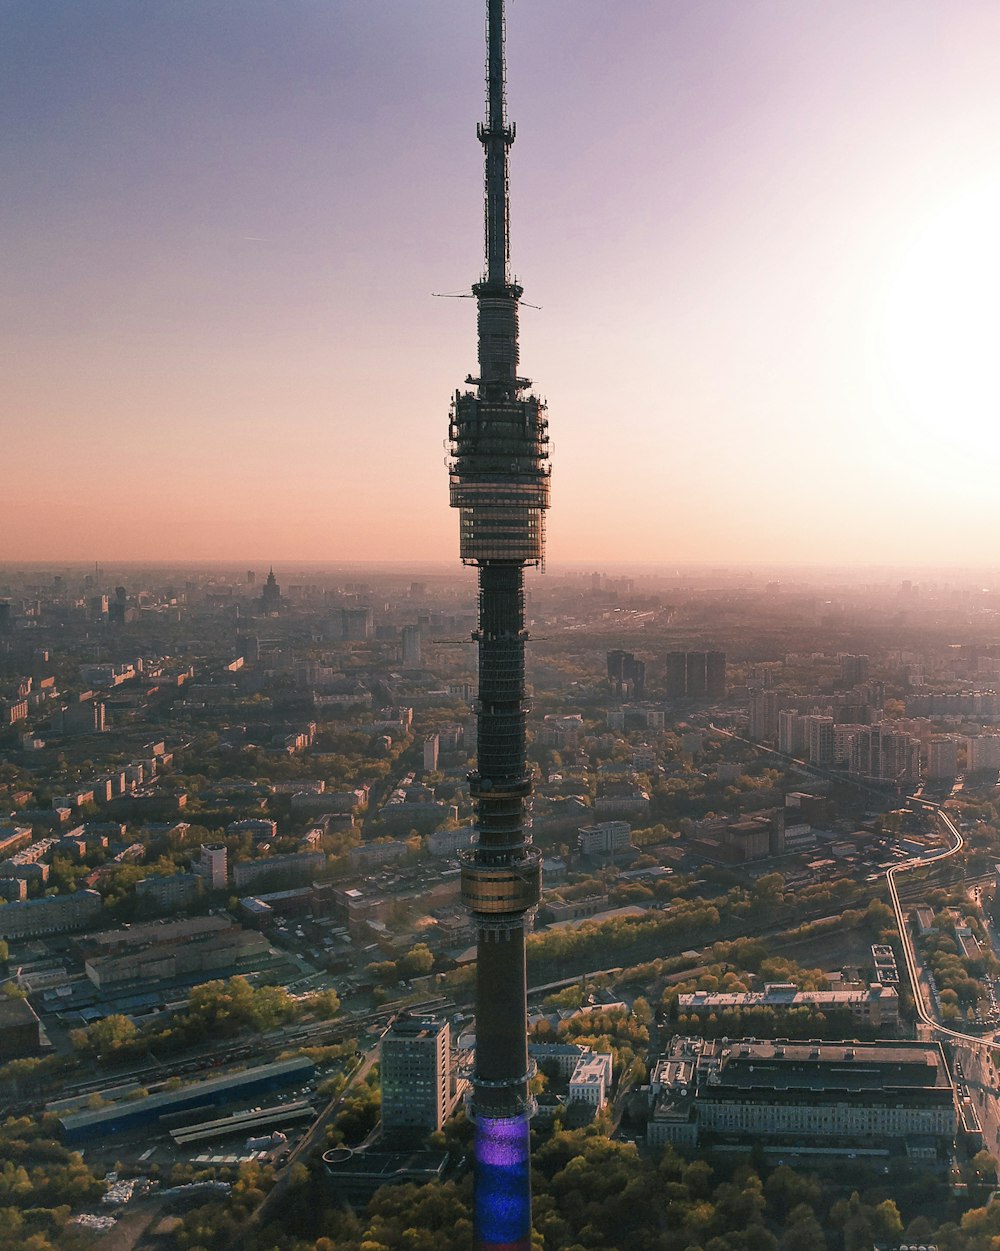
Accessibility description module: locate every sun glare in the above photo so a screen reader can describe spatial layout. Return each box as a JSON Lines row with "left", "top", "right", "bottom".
{"left": 878, "top": 181, "right": 1000, "bottom": 463}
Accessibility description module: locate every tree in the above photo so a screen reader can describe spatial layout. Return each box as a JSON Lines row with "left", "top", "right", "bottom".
{"left": 399, "top": 943, "right": 434, "bottom": 979}
{"left": 871, "top": 1198, "right": 903, "bottom": 1240}
{"left": 781, "top": 1204, "right": 826, "bottom": 1251}
{"left": 970, "top": 1149, "right": 998, "bottom": 1184}
{"left": 72, "top": 1014, "right": 139, "bottom": 1060}
{"left": 765, "top": 1166, "right": 821, "bottom": 1221}
{"left": 306, "top": 989, "right": 341, "bottom": 1019}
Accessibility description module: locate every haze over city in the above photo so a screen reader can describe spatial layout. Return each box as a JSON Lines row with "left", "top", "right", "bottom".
{"left": 12, "top": 5, "right": 1000, "bottom": 1250}
{"left": 6, "top": 1, "right": 1000, "bottom": 565}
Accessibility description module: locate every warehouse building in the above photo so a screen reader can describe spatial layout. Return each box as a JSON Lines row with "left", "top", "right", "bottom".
{"left": 59, "top": 1056, "right": 314, "bottom": 1143}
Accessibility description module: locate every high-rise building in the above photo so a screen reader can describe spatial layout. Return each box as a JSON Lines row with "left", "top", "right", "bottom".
{"left": 607, "top": 650, "right": 645, "bottom": 699}
{"left": 686, "top": 652, "right": 707, "bottom": 699}
{"left": 447, "top": 4, "right": 549, "bottom": 1246}
{"left": 850, "top": 725, "right": 920, "bottom": 784}
{"left": 665, "top": 652, "right": 687, "bottom": 699}
{"left": 237, "top": 634, "right": 260, "bottom": 663}
{"left": 806, "top": 715, "right": 835, "bottom": 767}
{"left": 342, "top": 607, "right": 373, "bottom": 640}
{"left": 424, "top": 734, "right": 440, "bottom": 773}
{"left": 841, "top": 654, "right": 870, "bottom": 686}
{"left": 749, "top": 689, "right": 786, "bottom": 742}
{"left": 834, "top": 723, "right": 865, "bottom": 763}
{"left": 705, "top": 651, "right": 727, "bottom": 699}
{"left": 966, "top": 735, "right": 1000, "bottom": 774}
{"left": 380, "top": 1013, "right": 455, "bottom": 1137}
{"left": 665, "top": 651, "right": 726, "bottom": 700}
{"left": 777, "top": 710, "right": 808, "bottom": 756}
{"left": 927, "top": 736, "right": 958, "bottom": 780}
{"left": 196, "top": 843, "right": 228, "bottom": 890}
{"left": 261, "top": 568, "right": 281, "bottom": 613}
{"left": 402, "top": 624, "right": 422, "bottom": 667}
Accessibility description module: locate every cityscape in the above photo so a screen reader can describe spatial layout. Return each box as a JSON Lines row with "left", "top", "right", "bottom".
{"left": 8, "top": 2, "right": 1000, "bottom": 1251}
{"left": 3, "top": 562, "right": 1000, "bottom": 1249}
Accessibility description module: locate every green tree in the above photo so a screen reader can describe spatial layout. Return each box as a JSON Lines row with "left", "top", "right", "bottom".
{"left": 399, "top": 943, "right": 435, "bottom": 979}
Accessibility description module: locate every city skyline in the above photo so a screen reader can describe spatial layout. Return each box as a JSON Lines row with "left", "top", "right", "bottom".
{"left": 6, "top": 1, "right": 1000, "bottom": 565}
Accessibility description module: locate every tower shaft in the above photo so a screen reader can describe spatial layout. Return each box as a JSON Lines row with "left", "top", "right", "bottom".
{"left": 447, "top": 3, "right": 550, "bottom": 1249}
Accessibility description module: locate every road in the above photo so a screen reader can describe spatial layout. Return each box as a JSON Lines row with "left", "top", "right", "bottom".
{"left": 708, "top": 723, "right": 903, "bottom": 801}
{"left": 957, "top": 1043, "right": 1000, "bottom": 1155}
{"left": 235, "top": 1033, "right": 385, "bottom": 1243}
{"left": 883, "top": 798, "right": 1000, "bottom": 1053}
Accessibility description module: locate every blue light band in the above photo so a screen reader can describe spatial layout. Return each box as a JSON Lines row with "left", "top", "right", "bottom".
{"left": 473, "top": 1114, "right": 532, "bottom": 1251}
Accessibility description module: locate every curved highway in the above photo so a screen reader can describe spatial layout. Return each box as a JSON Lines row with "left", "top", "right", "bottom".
{"left": 888, "top": 799, "right": 996, "bottom": 1052}
{"left": 709, "top": 719, "right": 991, "bottom": 1053}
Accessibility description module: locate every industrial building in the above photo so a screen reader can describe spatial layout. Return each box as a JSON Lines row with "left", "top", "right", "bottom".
{"left": 0, "top": 996, "right": 43, "bottom": 1059}
{"left": 59, "top": 1056, "right": 314, "bottom": 1143}
{"left": 84, "top": 925, "right": 267, "bottom": 990}
{"left": 169, "top": 1100, "right": 315, "bottom": 1147}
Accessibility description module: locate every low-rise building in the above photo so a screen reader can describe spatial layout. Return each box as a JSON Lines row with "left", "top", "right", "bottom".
{"left": 232, "top": 851, "right": 325, "bottom": 890}
{"left": 593, "top": 780, "right": 650, "bottom": 819}
{"left": 135, "top": 872, "right": 203, "bottom": 914}
{"left": 542, "top": 894, "right": 609, "bottom": 924}
{"left": 577, "top": 820, "right": 632, "bottom": 858}
{"left": 529, "top": 1041, "right": 591, "bottom": 1079}
{"left": 568, "top": 1052, "right": 613, "bottom": 1108}
{"left": 427, "top": 826, "right": 475, "bottom": 857}
{"left": 0, "top": 889, "right": 103, "bottom": 939}
{"left": 677, "top": 982, "right": 899, "bottom": 1029}
{"left": 648, "top": 1036, "right": 955, "bottom": 1152}
{"left": 349, "top": 840, "right": 408, "bottom": 869}
{"left": 0, "top": 996, "right": 43, "bottom": 1059}
{"left": 85, "top": 927, "right": 267, "bottom": 990}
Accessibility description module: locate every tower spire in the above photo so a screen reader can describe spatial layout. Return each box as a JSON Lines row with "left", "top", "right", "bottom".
{"left": 480, "top": 0, "right": 514, "bottom": 289}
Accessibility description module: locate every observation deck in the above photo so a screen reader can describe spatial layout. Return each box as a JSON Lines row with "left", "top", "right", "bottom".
{"left": 460, "top": 846, "right": 541, "bottom": 915}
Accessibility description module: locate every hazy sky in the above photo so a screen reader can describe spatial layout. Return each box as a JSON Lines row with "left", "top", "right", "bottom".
{"left": 6, "top": 1, "right": 1000, "bottom": 566}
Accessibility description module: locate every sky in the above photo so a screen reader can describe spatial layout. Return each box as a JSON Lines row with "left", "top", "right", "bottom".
{"left": 5, "top": 0, "right": 1000, "bottom": 567}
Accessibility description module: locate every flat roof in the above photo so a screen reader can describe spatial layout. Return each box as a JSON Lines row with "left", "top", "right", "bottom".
{"left": 86, "top": 915, "right": 230, "bottom": 949}
{"left": 60, "top": 1056, "right": 314, "bottom": 1132}
{"left": 707, "top": 1039, "right": 948, "bottom": 1092}
{"left": 322, "top": 1149, "right": 448, "bottom": 1181}
{"left": 0, "top": 996, "right": 39, "bottom": 1028}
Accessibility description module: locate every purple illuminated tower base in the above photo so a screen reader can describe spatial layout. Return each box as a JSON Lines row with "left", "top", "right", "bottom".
{"left": 474, "top": 1116, "right": 532, "bottom": 1251}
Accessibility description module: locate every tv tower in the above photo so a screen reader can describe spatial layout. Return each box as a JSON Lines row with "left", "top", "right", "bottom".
{"left": 448, "top": 1, "right": 550, "bottom": 1248}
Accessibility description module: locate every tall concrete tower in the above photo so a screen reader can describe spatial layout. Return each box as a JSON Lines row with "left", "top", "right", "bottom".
{"left": 448, "top": 2, "right": 550, "bottom": 1247}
